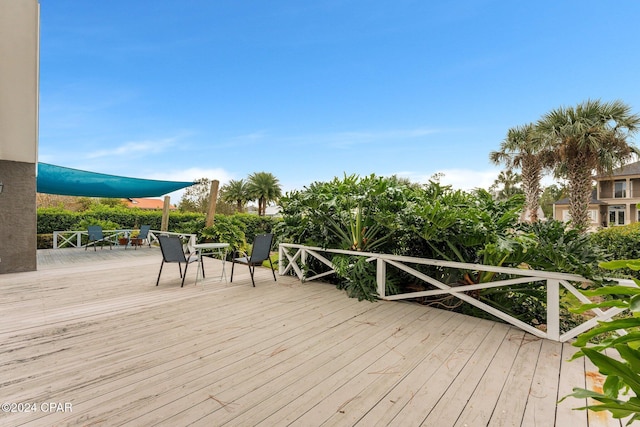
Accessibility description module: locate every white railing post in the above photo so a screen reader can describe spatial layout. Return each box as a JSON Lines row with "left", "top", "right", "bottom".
{"left": 377, "top": 258, "right": 386, "bottom": 298}
{"left": 77, "top": 232, "right": 83, "bottom": 248}
{"left": 302, "top": 249, "right": 307, "bottom": 280}
{"left": 53, "top": 231, "right": 59, "bottom": 249}
{"left": 270, "top": 243, "right": 640, "bottom": 342}
{"left": 279, "top": 245, "right": 285, "bottom": 275}
{"left": 547, "top": 279, "right": 560, "bottom": 341}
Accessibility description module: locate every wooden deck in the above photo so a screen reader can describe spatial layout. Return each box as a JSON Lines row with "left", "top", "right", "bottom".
{"left": 0, "top": 248, "right": 620, "bottom": 426}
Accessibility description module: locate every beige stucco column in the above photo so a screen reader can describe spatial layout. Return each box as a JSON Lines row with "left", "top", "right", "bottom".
{"left": 0, "top": 0, "right": 40, "bottom": 273}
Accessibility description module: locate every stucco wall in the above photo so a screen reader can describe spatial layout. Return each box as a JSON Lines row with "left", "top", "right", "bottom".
{"left": 0, "top": 0, "right": 39, "bottom": 163}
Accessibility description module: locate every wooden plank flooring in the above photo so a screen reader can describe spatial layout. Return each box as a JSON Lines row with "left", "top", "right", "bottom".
{"left": 0, "top": 248, "right": 621, "bottom": 426}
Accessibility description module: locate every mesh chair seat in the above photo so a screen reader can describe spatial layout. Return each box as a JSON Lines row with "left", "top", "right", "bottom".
{"left": 85, "top": 225, "right": 114, "bottom": 251}
{"left": 156, "top": 235, "right": 201, "bottom": 287}
{"left": 230, "top": 233, "right": 277, "bottom": 287}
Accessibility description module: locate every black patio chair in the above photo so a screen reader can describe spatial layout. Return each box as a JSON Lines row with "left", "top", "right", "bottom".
{"left": 129, "top": 225, "right": 151, "bottom": 250}
{"left": 156, "top": 235, "right": 201, "bottom": 287}
{"left": 85, "top": 225, "right": 113, "bottom": 251}
{"left": 230, "top": 233, "right": 277, "bottom": 287}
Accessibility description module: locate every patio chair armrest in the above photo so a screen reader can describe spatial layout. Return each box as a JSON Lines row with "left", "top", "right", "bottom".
{"left": 233, "top": 249, "right": 249, "bottom": 259}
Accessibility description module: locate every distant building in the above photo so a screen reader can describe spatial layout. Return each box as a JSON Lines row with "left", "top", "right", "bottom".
{"left": 552, "top": 190, "right": 605, "bottom": 231}
{"left": 123, "top": 198, "right": 176, "bottom": 210}
{"left": 553, "top": 160, "right": 640, "bottom": 229}
{"left": 264, "top": 205, "right": 282, "bottom": 217}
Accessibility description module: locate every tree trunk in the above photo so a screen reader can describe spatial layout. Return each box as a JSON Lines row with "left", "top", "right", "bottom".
{"left": 566, "top": 155, "right": 594, "bottom": 231}
{"left": 521, "top": 160, "right": 542, "bottom": 222}
{"left": 205, "top": 180, "right": 219, "bottom": 227}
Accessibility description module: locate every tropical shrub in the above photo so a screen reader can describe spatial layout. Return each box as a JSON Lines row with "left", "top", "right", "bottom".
{"left": 562, "top": 259, "right": 640, "bottom": 424}
{"left": 591, "top": 223, "right": 640, "bottom": 278}
{"left": 234, "top": 213, "right": 278, "bottom": 243}
{"left": 276, "top": 174, "right": 607, "bottom": 327}
{"left": 37, "top": 206, "right": 281, "bottom": 247}
{"left": 200, "top": 215, "right": 247, "bottom": 254}
{"left": 276, "top": 174, "right": 418, "bottom": 300}
{"left": 37, "top": 208, "right": 80, "bottom": 234}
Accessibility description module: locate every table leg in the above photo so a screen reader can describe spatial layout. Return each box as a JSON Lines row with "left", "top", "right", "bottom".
{"left": 195, "top": 248, "right": 203, "bottom": 288}
{"left": 220, "top": 248, "right": 227, "bottom": 282}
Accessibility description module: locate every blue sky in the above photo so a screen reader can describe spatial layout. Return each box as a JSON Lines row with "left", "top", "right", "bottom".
{"left": 38, "top": 1, "right": 640, "bottom": 201}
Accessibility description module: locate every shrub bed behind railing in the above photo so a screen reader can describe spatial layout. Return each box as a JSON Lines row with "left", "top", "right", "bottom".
{"left": 36, "top": 207, "right": 281, "bottom": 249}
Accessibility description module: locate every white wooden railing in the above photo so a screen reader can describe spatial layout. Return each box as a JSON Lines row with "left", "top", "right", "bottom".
{"left": 53, "top": 229, "right": 197, "bottom": 251}
{"left": 279, "top": 243, "right": 637, "bottom": 343}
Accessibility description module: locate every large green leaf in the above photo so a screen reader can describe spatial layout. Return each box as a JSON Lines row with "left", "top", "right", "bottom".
{"left": 574, "top": 318, "right": 640, "bottom": 347}
{"left": 570, "top": 300, "right": 629, "bottom": 314}
{"left": 616, "top": 344, "right": 640, "bottom": 374}
{"left": 582, "top": 285, "right": 640, "bottom": 297}
{"left": 565, "top": 389, "right": 640, "bottom": 419}
{"left": 600, "top": 259, "right": 640, "bottom": 271}
{"left": 582, "top": 347, "right": 640, "bottom": 395}
{"left": 571, "top": 333, "right": 640, "bottom": 358}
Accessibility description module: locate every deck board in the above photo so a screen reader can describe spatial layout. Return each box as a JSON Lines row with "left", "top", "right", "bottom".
{"left": 0, "top": 248, "right": 620, "bottom": 426}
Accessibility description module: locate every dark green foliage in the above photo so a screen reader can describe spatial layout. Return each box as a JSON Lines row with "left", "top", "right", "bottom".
{"left": 562, "top": 259, "right": 640, "bottom": 424}
{"left": 233, "top": 213, "right": 279, "bottom": 243}
{"left": 75, "top": 218, "right": 122, "bottom": 231}
{"left": 521, "top": 220, "right": 604, "bottom": 279}
{"left": 277, "top": 174, "right": 605, "bottom": 328}
{"left": 332, "top": 255, "right": 379, "bottom": 301}
{"left": 591, "top": 223, "right": 640, "bottom": 278}
{"left": 37, "top": 207, "right": 280, "bottom": 249}
{"left": 37, "top": 208, "right": 80, "bottom": 234}
{"left": 201, "top": 216, "right": 247, "bottom": 253}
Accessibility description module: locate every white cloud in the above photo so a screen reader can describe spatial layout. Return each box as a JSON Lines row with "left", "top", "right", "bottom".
{"left": 437, "top": 168, "right": 501, "bottom": 191}
{"left": 85, "top": 132, "right": 196, "bottom": 159}
{"left": 395, "top": 168, "right": 560, "bottom": 192}
{"left": 281, "top": 127, "right": 441, "bottom": 149}
{"left": 394, "top": 168, "right": 501, "bottom": 191}
{"left": 147, "top": 167, "right": 235, "bottom": 203}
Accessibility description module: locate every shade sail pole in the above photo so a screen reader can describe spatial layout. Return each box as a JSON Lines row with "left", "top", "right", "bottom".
{"left": 205, "top": 180, "right": 219, "bottom": 227}
{"left": 161, "top": 196, "right": 170, "bottom": 231}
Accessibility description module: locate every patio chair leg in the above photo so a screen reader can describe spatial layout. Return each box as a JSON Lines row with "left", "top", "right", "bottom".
{"left": 181, "top": 263, "right": 189, "bottom": 287}
{"left": 269, "top": 258, "right": 276, "bottom": 281}
{"left": 200, "top": 257, "right": 206, "bottom": 279}
{"left": 156, "top": 261, "right": 164, "bottom": 286}
{"left": 230, "top": 260, "right": 235, "bottom": 282}
{"left": 249, "top": 264, "right": 256, "bottom": 287}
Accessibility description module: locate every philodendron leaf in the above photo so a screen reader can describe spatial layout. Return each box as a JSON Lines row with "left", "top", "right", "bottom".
{"left": 582, "top": 348, "right": 640, "bottom": 396}
{"left": 616, "top": 344, "right": 640, "bottom": 374}
{"left": 631, "top": 294, "right": 640, "bottom": 313}
{"left": 600, "top": 259, "right": 640, "bottom": 271}
{"left": 603, "top": 374, "right": 623, "bottom": 398}
{"left": 570, "top": 300, "right": 628, "bottom": 314}
{"left": 582, "top": 285, "right": 640, "bottom": 297}
{"left": 563, "top": 389, "right": 640, "bottom": 418}
{"left": 573, "top": 318, "right": 640, "bottom": 347}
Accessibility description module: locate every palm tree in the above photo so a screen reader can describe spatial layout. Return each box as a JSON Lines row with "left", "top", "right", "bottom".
{"left": 247, "top": 172, "right": 282, "bottom": 216}
{"left": 488, "top": 169, "right": 523, "bottom": 201}
{"left": 490, "top": 123, "right": 552, "bottom": 222}
{"left": 537, "top": 99, "right": 640, "bottom": 230}
{"left": 220, "top": 179, "right": 249, "bottom": 213}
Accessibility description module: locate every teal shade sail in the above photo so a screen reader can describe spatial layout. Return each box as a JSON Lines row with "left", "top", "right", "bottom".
{"left": 37, "top": 163, "right": 195, "bottom": 198}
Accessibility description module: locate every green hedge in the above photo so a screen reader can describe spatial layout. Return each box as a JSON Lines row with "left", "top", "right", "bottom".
{"left": 591, "top": 222, "right": 640, "bottom": 264}
{"left": 37, "top": 207, "right": 281, "bottom": 249}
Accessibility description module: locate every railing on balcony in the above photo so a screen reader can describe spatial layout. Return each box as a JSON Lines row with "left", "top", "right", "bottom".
{"left": 52, "top": 229, "right": 197, "bottom": 251}
{"left": 279, "top": 243, "right": 636, "bottom": 343}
